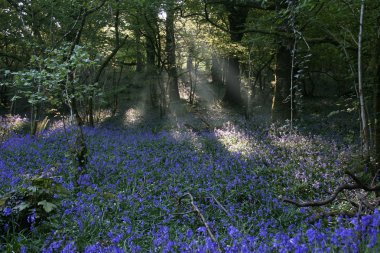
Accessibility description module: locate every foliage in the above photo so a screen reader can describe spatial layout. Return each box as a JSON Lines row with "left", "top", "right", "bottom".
{"left": 11, "top": 44, "right": 98, "bottom": 112}
{"left": 0, "top": 175, "right": 65, "bottom": 237}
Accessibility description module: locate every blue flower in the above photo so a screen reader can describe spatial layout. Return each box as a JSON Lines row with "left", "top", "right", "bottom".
{"left": 3, "top": 206, "right": 12, "bottom": 216}
{"left": 228, "top": 225, "right": 240, "bottom": 238}
{"left": 62, "top": 241, "right": 77, "bottom": 253}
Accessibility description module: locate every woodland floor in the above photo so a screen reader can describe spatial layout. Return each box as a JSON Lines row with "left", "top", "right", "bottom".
{"left": 2, "top": 76, "right": 376, "bottom": 253}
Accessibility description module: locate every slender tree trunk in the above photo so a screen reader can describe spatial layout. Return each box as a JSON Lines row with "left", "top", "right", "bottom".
{"left": 71, "top": 93, "right": 84, "bottom": 126}
{"left": 0, "top": 85, "right": 7, "bottom": 107}
{"left": 358, "top": 0, "right": 370, "bottom": 158}
{"left": 146, "top": 36, "right": 156, "bottom": 69}
{"left": 135, "top": 30, "right": 143, "bottom": 72}
{"left": 88, "top": 1, "right": 127, "bottom": 126}
{"left": 372, "top": 15, "right": 380, "bottom": 188}
{"left": 146, "top": 35, "right": 158, "bottom": 107}
{"left": 165, "top": 1, "right": 180, "bottom": 102}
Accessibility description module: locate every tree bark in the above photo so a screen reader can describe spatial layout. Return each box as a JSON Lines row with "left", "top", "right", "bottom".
{"left": 146, "top": 36, "right": 156, "bottom": 69}
{"left": 271, "top": 0, "right": 293, "bottom": 122}
{"left": 222, "top": 6, "right": 248, "bottom": 106}
{"left": 358, "top": 0, "right": 370, "bottom": 158}
{"left": 272, "top": 44, "right": 292, "bottom": 122}
{"left": 211, "top": 54, "right": 223, "bottom": 86}
{"left": 373, "top": 15, "right": 380, "bottom": 187}
{"left": 165, "top": 1, "right": 180, "bottom": 102}
{"left": 135, "top": 30, "right": 144, "bottom": 72}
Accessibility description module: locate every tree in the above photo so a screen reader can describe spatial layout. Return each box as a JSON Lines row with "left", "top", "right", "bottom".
{"left": 271, "top": 0, "right": 293, "bottom": 122}
{"left": 222, "top": 4, "right": 249, "bottom": 105}
{"left": 11, "top": 44, "right": 98, "bottom": 132}
{"left": 370, "top": 6, "right": 380, "bottom": 192}
{"left": 165, "top": 0, "right": 180, "bottom": 102}
{"left": 87, "top": 0, "right": 129, "bottom": 126}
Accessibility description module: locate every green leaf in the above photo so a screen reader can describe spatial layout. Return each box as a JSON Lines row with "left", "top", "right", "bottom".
{"left": 0, "top": 197, "right": 8, "bottom": 208}
{"left": 27, "top": 186, "right": 38, "bottom": 193}
{"left": 11, "top": 95, "right": 21, "bottom": 101}
{"left": 14, "top": 202, "right": 30, "bottom": 212}
{"left": 38, "top": 200, "right": 57, "bottom": 213}
{"left": 327, "top": 110, "right": 341, "bottom": 118}
{"left": 31, "top": 177, "right": 53, "bottom": 188}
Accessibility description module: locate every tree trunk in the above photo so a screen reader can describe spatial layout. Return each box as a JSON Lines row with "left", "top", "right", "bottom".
{"left": 145, "top": 35, "right": 159, "bottom": 107}
{"left": 224, "top": 55, "right": 242, "bottom": 105}
{"left": 0, "top": 86, "right": 7, "bottom": 108}
{"left": 135, "top": 30, "right": 144, "bottom": 72}
{"left": 272, "top": 44, "right": 292, "bottom": 122}
{"left": 373, "top": 16, "right": 380, "bottom": 187}
{"left": 146, "top": 36, "right": 156, "bottom": 69}
{"left": 64, "top": 0, "right": 106, "bottom": 127}
{"left": 211, "top": 54, "right": 223, "bottom": 86}
{"left": 222, "top": 6, "right": 248, "bottom": 106}
{"left": 271, "top": 0, "right": 293, "bottom": 122}
{"left": 358, "top": 0, "right": 370, "bottom": 158}
{"left": 165, "top": 1, "right": 180, "bottom": 102}
{"left": 88, "top": 1, "right": 127, "bottom": 126}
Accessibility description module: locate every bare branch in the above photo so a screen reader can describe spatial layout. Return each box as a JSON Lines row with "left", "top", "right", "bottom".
{"left": 283, "top": 183, "right": 362, "bottom": 207}
{"left": 211, "top": 194, "right": 230, "bottom": 216}
{"left": 283, "top": 170, "right": 380, "bottom": 208}
{"left": 178, "top": 193, "right": 222, "bottom": 252}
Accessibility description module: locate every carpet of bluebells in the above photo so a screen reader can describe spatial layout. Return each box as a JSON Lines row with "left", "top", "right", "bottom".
{"left": 0, "top": 117, "right": 379, "bottom": 252}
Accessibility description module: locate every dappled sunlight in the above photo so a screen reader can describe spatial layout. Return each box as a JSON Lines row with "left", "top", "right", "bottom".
{"left": 97, "top": 80, "right": 157, "bottom": 129}
{"left": 93, "top": 109, "right": 114, "bottom": 124}
{"left": 266, "top": 126, "right": 355, "bottom": 196}
{"left": 123, "top": 107, "right": 144, "bottom": 125}
{"left": 213, "top": 121, "right": 258, "bottom": 157}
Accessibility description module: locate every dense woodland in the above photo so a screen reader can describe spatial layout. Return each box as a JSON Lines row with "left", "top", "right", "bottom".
{"left": 1, "top": 0, "right": 380, "bottom": 252}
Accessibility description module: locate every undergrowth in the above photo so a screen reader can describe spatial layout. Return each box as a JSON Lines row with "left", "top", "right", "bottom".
{"left": 0, "top": 119, "right": 379, "bottom": 252}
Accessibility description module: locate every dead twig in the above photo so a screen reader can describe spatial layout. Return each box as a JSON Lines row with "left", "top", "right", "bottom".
{"left": 178, "top": 193, "right": 222, "bottom": 252}
{"left": 211, "top": 194, "right": 231, "bottom": 217}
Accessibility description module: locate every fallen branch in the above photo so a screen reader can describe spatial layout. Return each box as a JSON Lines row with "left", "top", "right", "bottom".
{"left": 283, "top": 173, "right": 380, "bottom": 208}
{"left": 211, "top": 194, "right": 231, "bottom": 217}
{"left": 283, "top": 183, "right": 362, "bottom": 207}
{"left": 178, "top": 193, "right": 222, "bottom": 252}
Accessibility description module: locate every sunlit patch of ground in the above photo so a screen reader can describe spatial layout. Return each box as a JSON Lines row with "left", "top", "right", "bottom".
{"left": 123, "top": 107, "right": 144, "bottom": 125}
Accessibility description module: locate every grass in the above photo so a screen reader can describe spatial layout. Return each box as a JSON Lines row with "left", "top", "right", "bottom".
{"left": 0, "top": 117, "right": 379, "bottom": 252}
